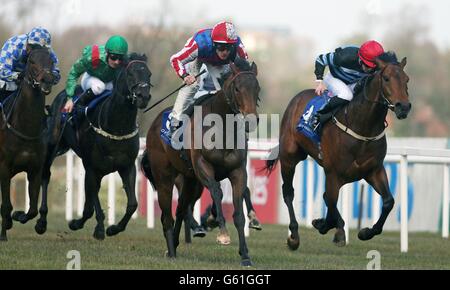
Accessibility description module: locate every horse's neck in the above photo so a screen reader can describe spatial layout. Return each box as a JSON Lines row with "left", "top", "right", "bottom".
{"left": 100, "top": 91, "right": 137, "bottom": 134}
{"left": 11, "top": 84, "right": 45, "bottom": 133}
{"left": 345, "top": 76, "right": 388, "bottom": 136}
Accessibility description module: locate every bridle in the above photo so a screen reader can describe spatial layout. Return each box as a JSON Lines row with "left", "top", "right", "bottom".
{"left": 363, "top": 65, "right": 396, "bottom": 111}
{"left": 223, "top": 70, "right": 257, "bottom": 114}
{"left": 121, "top": 60, "right": 152, "bottom": 105}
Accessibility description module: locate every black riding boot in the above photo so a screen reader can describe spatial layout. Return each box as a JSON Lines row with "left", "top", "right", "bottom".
{"left": 74, "top": 89, "right": 95, "bottom": 121}
{"left": 313, "top": 97, "right": 349, "bottom": 128}
{"left": 76, "top": 89, "right": 95, "bottom": 106}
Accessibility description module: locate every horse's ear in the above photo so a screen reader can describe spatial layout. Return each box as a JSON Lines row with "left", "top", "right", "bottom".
{"left": 230, "top": 62, "right": 239, "bottom": 74}
{"left": 251, "top": 62, "right": 258, "bottom": 76}
{"left": 400, "top": 57, "right": 407, "bottom": 69}
{"left": 375, "top": 58, "right": 387, "bottom": 70}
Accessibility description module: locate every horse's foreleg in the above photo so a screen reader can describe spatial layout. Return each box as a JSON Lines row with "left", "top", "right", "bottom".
{"left": 106, "top": 165, "right": 137, "bottom": 237}
{"left": 229, "top": 167, "right": 252, "bottom": 266}
{"left": 193, "top": 156, "right": 229, "bottom": 245}
{"left": 80, "top": 169, "right": 103, "bottom": 240}
{"left": 12, "top": 170, "right": 41, "bottom": 224}
{"left": 359, "top": 166, "right": 394, "bottom": 241}
{"left": 35, "top": 163, "right": 51, "bottom": 234}
{"left": 68, "top": 168, "right": 95, "bottom": 231}
{"left": 0, "top": 178, "right": 13, "bottom": 241}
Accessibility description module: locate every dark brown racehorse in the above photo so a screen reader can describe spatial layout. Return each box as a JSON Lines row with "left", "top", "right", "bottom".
{"left": 141, "top": 59, "right": 260, "bottom": 266}
{"left": 265, "top": 52, "right": 411, "bottom": 249}
{"left": 0, "top": 48, "right": 55, "bottom": 241}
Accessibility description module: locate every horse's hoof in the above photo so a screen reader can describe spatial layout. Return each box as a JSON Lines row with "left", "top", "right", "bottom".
{"left": 206, "top": 215, "right": 219, "bottom": 229}
{"left": 249, "top": 219, "right": 262, "bottom": 231}
{"left": 165, "top": 251, "right": 176, "bottom": 259}
{"left": 240, "top": 259, "right": 253, "bottom": 267}
{"left": 287, "top": 235, "right": 300, "bottom": 251}
{"left": 94, "top": 229, "right": 105, "bottom": 241}
{"left": 12, "top": 211, "right": 27, "bottom": 223}
{"left": 68, "top": 220, "right": 83, "bottom": 231}
{"left": 35, "top": 220, "right": 47, "bottom": 235}
{"left": 192, "top": 227, "right": 206, "bottom": 238}
{"left": 216, "top": 233, "right": 231, "bottom": 245}
{"left": 312, "top": 218, "right": 331, "bottom": 235}
{"left": 106, "top": 225, "right": 122, "bottom": 237}
{"left": 333, "top": 229, "right": 346, "bottom": 247}
{"left": 358, "top": 227, "right": 375, "bottom": 241}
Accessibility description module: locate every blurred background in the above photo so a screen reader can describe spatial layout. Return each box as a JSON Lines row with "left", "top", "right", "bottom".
{"left": 1, "top": 0, "right": 449, "bottom": 137}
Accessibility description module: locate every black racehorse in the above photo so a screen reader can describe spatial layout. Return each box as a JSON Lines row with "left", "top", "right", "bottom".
{"left": 265, "top": 52, "right": 411, "bottom": 249}
{"left": 35, "top": 53, "right": 152, "bottom": 239}
{"left": 0, "top": 48, "right": 56, "bottom": 241}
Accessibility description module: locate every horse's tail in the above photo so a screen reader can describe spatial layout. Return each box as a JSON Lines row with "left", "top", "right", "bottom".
{"left": 140, "top": 149, "right": 155, "bottom": 186}
{"left": 261, "top": 145, "right": 280, "bottom": 175}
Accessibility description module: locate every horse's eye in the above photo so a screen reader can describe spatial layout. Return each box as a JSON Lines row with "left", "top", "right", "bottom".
{"left": 383, "top": 76, "right": 390, "bottom": 82}
{"left": 234, "top": 86, "right": 239, "bottom": 93}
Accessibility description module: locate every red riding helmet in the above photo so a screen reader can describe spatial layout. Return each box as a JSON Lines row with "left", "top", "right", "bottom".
{"left": 358, "top": 40, "right": 385, "bottom": 68}
{"left": 211, "top": 21, "right": 238, "bottom": 44}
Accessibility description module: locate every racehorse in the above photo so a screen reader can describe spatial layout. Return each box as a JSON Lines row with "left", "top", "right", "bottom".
{"left": 141, "top": 59, "right": 260, "bottom": 266}
{"left": 265, "top": 52, "right": 411, "bottom": 249}
{"left": 35, "top": 53, "right": 152, "bottom": 239}
{"left": 0, "top": 48, "right": 56, "bottom": 241}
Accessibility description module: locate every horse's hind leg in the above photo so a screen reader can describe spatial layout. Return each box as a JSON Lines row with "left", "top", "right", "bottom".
{"left": 312, "top": 173, "right": 346, "bottom": 247}
{"left": 12, "top": 170, "right": 41, "bottom": 224}
{"left": 0, "top": 178, "right": 13, "bottom": 241}
{"left": 193, "top": 156, "right": 230, "bottom": 245}
{"left": 173, "top": 177, "right": 200, "bottom": 249}
{"left": 244, "top": 187, "right": 262, "bottom": 231}
{"left": 90, "top": 173, "right": 106, "bottom": 241}
{"left": 359, "top": 166, "right": 394, "bottom": 241}
{"left": 106, "top": 165, "right": 137, "bottom": 237}
{"left": 36, "top": 144, "right": 59, "bottom": 234}
{"left": 280, "top": 150, "right": 305, "bottom": 250}
{"left": 68, "top": 169, "right": 95, "bottom": 231}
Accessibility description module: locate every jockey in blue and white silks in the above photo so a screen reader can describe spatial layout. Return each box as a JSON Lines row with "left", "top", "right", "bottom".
{"left": 0, "top": 27, "right": 60, "bottom": 99}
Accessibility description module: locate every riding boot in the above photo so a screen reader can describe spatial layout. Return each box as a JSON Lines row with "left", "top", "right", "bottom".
{"left": 313, "top": 97, "right": 349, "bottom": 128}
{"left": 76, "top": 89, "right": 95, "bottom": 106}
{"left": 74, "top": 89, "right": 95, "bottom": 123}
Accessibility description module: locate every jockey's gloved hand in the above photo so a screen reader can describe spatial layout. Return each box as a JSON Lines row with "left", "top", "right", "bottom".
{"left": 15, "top": 71, "right": 26, "bottom": 85}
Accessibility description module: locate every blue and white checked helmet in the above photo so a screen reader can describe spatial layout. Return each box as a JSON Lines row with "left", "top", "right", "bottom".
{"left": 27, "top": 27, "right": 51, "bottom": 48}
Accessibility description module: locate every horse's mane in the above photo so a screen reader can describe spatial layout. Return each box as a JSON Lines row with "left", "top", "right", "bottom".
{"left": 376, "top": 51, "right": 399, "bottom": 65}
{"left": 219, "top": 58, "right": 252, "bottom": 86}
{"left": 126, "top": 52, "right": 148, "bottom": 63}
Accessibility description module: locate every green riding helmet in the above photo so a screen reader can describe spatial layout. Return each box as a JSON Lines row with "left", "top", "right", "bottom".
{"left": 105, "top": 35, "right": 128, "bottom": 55}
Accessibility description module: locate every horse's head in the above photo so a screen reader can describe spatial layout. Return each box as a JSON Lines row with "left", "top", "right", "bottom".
{"left": 223, "top": 59, "right": 260, "bottom": 130}
{"left": 121, "top": 53, "right": 152, "bottom": 109}
{"left": 374, "top": 53, "right": 411, "bottom": 119}
{"left": 26, "top": 48, "right": 55, "bottom": 95}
